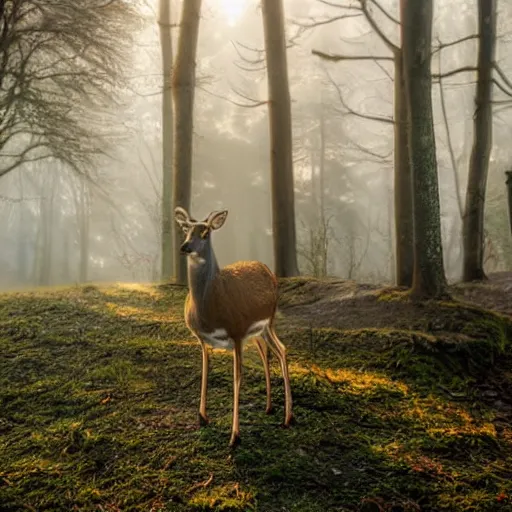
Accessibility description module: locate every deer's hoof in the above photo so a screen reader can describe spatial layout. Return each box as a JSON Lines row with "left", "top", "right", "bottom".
{"left": 198, "top": 413, "right": 210, "bottom": 427}
{"left": 283, "top": 414, "right": 295, "bottom": 427}
{"left": 265, "top": 404, "right": 275, "bottom": 415}
{"left": 229, "top": 433, "right": 241, "bottom": 448}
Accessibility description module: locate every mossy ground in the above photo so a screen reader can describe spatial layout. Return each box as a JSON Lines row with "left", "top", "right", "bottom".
{"left": 1, "top": 278, "right": 511, "bottom": 511}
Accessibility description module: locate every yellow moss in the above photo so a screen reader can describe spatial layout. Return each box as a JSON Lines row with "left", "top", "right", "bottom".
{"left": 188, "top": 483, "right": 254, "bottom": 511}
{"left": 374, "top": 288, "right": 411, "bottom": 303}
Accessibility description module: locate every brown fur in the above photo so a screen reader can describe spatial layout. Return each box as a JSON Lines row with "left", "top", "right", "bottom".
{"left": 185, "top": 261, "right": 278, "bottom": 341}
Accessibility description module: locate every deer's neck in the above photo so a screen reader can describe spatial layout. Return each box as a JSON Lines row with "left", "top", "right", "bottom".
{"left": 187, "top": 242, "right": 219, "bottom": 315}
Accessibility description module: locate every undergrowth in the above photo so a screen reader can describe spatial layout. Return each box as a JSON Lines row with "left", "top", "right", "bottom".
{"left": 0, "top": 281, "right": 511, "bottom": 511}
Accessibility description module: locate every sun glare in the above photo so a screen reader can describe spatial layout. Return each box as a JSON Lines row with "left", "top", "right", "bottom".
{"left": 217, "top": 0, "right": 247, "bottom": 26}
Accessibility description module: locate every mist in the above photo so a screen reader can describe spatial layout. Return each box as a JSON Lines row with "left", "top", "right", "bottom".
{"left": 1, "top": 0, "right": 511, "bottom": 290}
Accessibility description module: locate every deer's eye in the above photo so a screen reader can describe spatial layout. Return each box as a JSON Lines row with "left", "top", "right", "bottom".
{"left": 200, "top": 229, "right": 209, "bottom": 239}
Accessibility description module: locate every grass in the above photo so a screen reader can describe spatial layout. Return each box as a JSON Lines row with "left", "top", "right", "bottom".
{"left": 0, "top": 281, "right": 511, "bottom": 511}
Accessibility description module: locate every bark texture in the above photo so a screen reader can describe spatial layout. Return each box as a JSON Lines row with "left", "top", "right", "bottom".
{"left": 462, "top": 0, "right": 496, "bottom": 282}
{"left": 159, "top": 0, "right": 174, "bottom": 281}
{"left": 172, "top": 0, "right": 202, "bottom": 284}
{"left": 402, "top": 0, "right": 448, "bottom": 298}
{"left": 393, "top": 48, "right": 414, "bottom": 287}
{"left": 261, "top": 0, "right": 299, "bottom": 277}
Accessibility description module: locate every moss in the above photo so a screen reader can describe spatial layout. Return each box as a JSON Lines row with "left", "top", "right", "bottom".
{"left": 376, "top": 287, "right": 411, "bottom": 303}
{"left": 0, "top": 283, "right": 511, "bottom": 511}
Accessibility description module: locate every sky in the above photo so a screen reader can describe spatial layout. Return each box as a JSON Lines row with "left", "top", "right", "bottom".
{"left": 216, "top": 0, "right": 249, "bottom": 26}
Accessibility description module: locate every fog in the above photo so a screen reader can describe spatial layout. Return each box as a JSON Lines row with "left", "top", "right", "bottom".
{"left": 1, "top": 0, "right": 511, "bottom": 290}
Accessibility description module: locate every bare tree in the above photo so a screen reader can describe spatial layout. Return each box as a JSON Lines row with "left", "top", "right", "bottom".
{"left": 463, "top": 0, "right": 497, "bottom": 281}
{"left": 261, "top": 0, "right": 299, "bottom": 277}
{"left": 401, "top": 0, "right": 448, "bottom": 298}
{"left": 0, "top": 0, "right": 139, "bottom": 178}
{"left": 310, "top": 0, "right": 414, "bottom": 287}
{"left": 158, "top": 0, "right": 174, "bottom": 281}
{"left": 172, "top": 0, "right": 202, "bottom": 285}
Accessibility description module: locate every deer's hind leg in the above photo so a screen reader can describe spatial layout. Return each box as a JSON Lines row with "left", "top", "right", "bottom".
{"left": 262, "top": 325, "right": 293, "bottom": 427}
{"left": 254, "top": 337, "right": 273, "bottom": 414}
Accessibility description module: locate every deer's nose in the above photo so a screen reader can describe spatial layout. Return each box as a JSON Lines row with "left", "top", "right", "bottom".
{"left": 180, "top": 241, "right": 193, "bottom": 254}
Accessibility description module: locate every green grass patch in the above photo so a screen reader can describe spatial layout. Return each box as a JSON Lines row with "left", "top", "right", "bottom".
{"left": 0, "top": 282, "right": 511, "bottom": 511}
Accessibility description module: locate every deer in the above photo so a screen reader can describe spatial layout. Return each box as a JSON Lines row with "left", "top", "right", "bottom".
{"left": 174, "top": 206, "right": 293, "bottom": 447}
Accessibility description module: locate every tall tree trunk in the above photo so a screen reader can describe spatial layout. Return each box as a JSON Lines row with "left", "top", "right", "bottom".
{"left": 506, "top": 171, "right": 512, "bottom": 234}
{"left": 319, "top": 108, "right": 327, "bottom": 277}
{"left": 79, "top": 176, "right": 89, "bottom": 283}
{"left": 261, "top": 0, "right": 299, "bottom": 277}
{"left": 310, "top": 147, "right": 317, "bottom": 217}
{"left": 387, "top": 180, "right": 396, "bottom": 284}
{"left": 16, "top": 173, "right": 28, "bottom": 285}
{"left": 62, "top": 221, "right": 71, "bottom": 284}
{"left": 394, "top": 49, "right": 414, "bottom": 287}
{"left": 38, "top": 171, "right": 57, "bottom": 286}
{"left": 159, "top": 0, "right": 174, "bottom": 282}
{"left": 462, "top": 0, "right": 496, "bottom": 281}
{"left": 402, "top": 0, "right": 448, "bottom": 298}
{"left": 172, "top": 0, "right": 202, "bottom": 285}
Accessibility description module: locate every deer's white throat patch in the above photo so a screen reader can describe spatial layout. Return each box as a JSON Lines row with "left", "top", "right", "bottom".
{"left": 189, "top": 252, "right": 206, "bottom": 265}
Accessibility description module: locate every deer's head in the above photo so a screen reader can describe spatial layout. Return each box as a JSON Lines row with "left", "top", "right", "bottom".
{"left": 174, "top": 207, "right": 228, "bottom": 261}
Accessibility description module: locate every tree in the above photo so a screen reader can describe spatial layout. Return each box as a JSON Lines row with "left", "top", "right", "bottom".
{"left": 401, "top": 0, "right": 448, "bottom": 298}
{"left": 0, "top": 0, "right": 138, "bottom": 178}
{"left": 310, "top": 0, "right": 414, "bottom": 287}
{"left": 462, "top": 0, "right": 497, "bottom": 281}
{"left": 158, "top": 0, "right": 174, "bottom": 281}
{"left": 393, "top": 46, "right": 414, "bottom": 288}
{"left": 261, "top": 0, "right": 299, "bottom": 277}
{"left": 172, "top": 0, "right": 202, "bottom": 284}
{"left": 76, "top": 176, "right": 90, "bottom": 283}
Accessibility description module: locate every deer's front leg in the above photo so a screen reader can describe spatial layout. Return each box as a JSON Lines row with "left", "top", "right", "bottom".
{"left": 230, "top": 341, "right": 243, "bottom": 447}
{"left": 198, "top": 340, "right": 210, "bottom": 426}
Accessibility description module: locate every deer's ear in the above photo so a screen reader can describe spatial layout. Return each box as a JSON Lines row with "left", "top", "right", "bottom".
{"left": 175, "top": 207, "right": 191, "bottom": 232}
{"left": 207, "top": 210, "right": 228, "bottom": 230}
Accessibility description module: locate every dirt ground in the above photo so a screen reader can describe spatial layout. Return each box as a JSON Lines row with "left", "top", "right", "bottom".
{"left": 277, "top": 272, "right": 512, "bottom": 332}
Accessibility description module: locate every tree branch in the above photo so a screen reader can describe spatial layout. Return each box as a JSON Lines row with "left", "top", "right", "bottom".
{"left": 432, "top": 34, "right": 478, "bottom": 56}
{"left": 493, "top": 62, "right": 512, "bottom": 93}
{"left": 326, "top": 69, "right": 393, "bottom": 125}
{"left": 198, "top": 85, "right": 267, "bottom": 109}
{"left": 368, "top": 0, "right": 399, "bottom": 25}
{"left": 359, "top": 0, "right": 398, "bottom": 52}
{"left": 312, "top": 49, "right": 393, "bottom": 62}
{"left": 432, "top": 66, "right": 478, "bottom": 80}
{"left": 492, "top": 79, "right": 512, "bottom": 98}
{"left": 294, "top": 12, "right": 362, "bottom": 29}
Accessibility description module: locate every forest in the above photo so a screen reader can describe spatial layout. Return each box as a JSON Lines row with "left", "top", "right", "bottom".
{"left": 1, "top": 0, "right": 512, "bottom": 511}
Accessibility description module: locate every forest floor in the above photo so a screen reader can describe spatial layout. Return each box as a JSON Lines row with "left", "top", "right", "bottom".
{"left": 1, "top": 273, "right": 511, "bottom": 511}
